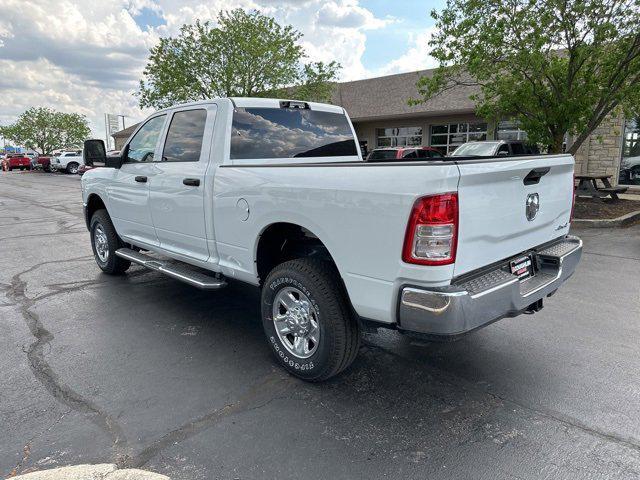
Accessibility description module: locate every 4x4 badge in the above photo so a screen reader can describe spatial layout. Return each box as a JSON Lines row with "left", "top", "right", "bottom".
{"left": 526, "top": 193, "right": 539, "bottom": 221}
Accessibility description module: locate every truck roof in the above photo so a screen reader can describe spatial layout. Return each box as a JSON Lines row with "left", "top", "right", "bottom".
{"left": 152, "top": 97, "right": 345, "bottom": 115}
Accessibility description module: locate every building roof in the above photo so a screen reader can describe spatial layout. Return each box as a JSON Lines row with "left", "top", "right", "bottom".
{"left": 111, "top": 68, "right": 479, "bottom": 138}
{"left": 332, "top": 68, "right": 478, "bottom": 121}
{"left": 112, "top": 123, "right": 139, "bottom": 139}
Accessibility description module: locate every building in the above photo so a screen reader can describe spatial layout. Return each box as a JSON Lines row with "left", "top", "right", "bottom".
{"left": 112, "top": 68, "right": 639, "bottom": 190}
{"left": 112, "top": 124, "right": 139, "bottom": 151}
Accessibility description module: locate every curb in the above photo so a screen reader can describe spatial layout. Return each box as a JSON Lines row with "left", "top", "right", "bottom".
{"left": 572, "top": 209, "right": 640, "bottom": 228}
{"left": 7, "top": 464, "right": 169, "bottom": 480}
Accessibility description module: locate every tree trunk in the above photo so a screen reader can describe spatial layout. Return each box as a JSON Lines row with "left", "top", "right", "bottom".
{"left": 548, "top": 133, "right": 565, "bottom": 154}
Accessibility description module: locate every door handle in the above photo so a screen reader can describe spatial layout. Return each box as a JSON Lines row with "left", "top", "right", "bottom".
{"left": 135, "top": 176, "right": 147, "bottom": 183}
{"left": 183, "top": 178, "right": 200, "bottom": 186}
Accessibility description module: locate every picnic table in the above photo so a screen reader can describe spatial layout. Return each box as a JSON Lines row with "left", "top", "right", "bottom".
{"left": 574, "top": 174, "right": 628, "bottom": 200}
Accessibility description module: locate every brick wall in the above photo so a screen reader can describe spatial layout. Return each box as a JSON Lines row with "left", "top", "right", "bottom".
{"left": 573, "top": 112, "right": 624, "bottom": 183}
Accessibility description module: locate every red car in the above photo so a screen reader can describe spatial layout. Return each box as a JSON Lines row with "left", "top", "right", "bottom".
{"left": 38, "top": 156, "right": 52, "bottom": 172}
{"left": 2, "top": 153, "right": 32, "bottom": 171}
{"left": 366, "top": 146, "right": 444, "bottom": 161}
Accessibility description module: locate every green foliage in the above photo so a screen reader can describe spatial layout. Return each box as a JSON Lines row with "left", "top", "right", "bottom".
{"left": 0, "top": 107, "right": 90, "bottom": 155}
{"left": 295, "top": 61, "right": 341, "bottom": 103}
{"left": 138, "top": 9, "right": 340, "bottom": 109}
{"left": 414, "top": 0, "right": 640, "bottom": 153}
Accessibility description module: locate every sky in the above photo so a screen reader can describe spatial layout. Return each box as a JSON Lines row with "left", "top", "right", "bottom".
{"left": 0, "top": 0, "right": 444, "bottom": 141}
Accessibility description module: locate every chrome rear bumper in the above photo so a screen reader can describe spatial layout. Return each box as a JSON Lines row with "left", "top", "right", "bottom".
{"left": 398, "top": 235, "right": 582, "bottom": 337}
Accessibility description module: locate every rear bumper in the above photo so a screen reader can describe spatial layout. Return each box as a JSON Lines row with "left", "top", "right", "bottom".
{"left": 398, "top": 235, "right": 582, "bottom": 337}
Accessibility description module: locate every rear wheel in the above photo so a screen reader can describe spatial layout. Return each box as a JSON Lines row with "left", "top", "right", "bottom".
{"left": 261, "top": 258, "right": 360, "bottom": 381}
{"left": 90, "top": 210, "right": 131, "bottom": 274}
{"left": 66, "top": 162, "right": 79, "bottom": 174}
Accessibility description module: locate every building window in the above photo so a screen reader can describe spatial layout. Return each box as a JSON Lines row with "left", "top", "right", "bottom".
{"left": 376, "top": 127, "right": 422, "bottom": 147}
{"left": 496, "top": 120, "right": 529, "bottom": 141}
{"left": 619, "top": 117, "right": 640, "bottom": 186}
{"left": 429, "top": 122, "right": 487, "bottom": 154}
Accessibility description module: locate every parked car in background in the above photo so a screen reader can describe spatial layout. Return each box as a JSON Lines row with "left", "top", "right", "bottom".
{"left": 24, "top": 152, "right": 39, "bottom": 168}
{"left": 619, "top": 155, "right": 640, "bottom": 184}
{"left": 367, "top": 146, "right": 445, "bottom": 161}
{"left": 37, "top": 156, "right": 52, "bottom": 172}
{"left": 51, "top": 150, "right": 83, "bottom": 174}
{"left": 451, "top": 140, "right": 540, "bottom": 157}
{"left": 2, "top": 153, "right": 32, "bottom": 171}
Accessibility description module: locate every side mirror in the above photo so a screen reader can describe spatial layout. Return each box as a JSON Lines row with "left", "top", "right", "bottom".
{"left": 83, "top": 139, "right": 106, "bottom": 167}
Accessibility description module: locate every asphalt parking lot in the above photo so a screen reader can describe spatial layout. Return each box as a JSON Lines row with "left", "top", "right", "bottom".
{"left": 1, "top": 171, "right": 639, "bottom": 479}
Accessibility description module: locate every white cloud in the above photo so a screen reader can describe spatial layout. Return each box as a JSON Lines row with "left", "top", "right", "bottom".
{"left": 373, "top": 26, "right": 439, "bottom": 77}
{"left": 0, "top": 0, "right": 422, "bottom": 142}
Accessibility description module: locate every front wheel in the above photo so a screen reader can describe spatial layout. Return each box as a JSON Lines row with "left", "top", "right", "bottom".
{"left": 261, "top": 258, "right": 360, "bottom": 381}
{"left": 90, "top": 210, "right": 131, "bottom": 274}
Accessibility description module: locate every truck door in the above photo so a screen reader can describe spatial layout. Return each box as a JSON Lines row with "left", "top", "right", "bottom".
{"left": 148, "top": 105, "right": 214, "bottom": 261}
{"left": 107, "top": 114, "right": 167, "bottom": 247}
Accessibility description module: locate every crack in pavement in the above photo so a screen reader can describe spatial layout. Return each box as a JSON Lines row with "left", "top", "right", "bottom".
{"left": 6, "top": 256, "right": 131, "bottom": 470}
{"left": 361, "top": 340, "right": 640, "bottom": 456}
{"left": 124, "top": 373, "right": 292, "bottom": 469}
{"left": 6, "top": 409, "right": 72, "bottom": 478}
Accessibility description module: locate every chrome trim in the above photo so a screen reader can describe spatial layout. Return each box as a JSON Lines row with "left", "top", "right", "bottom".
{"left": 115, "top": 248, "right": 227, "bottom": 290}
{"left": 398, "top": 235, "right": 582, "bottom": 336}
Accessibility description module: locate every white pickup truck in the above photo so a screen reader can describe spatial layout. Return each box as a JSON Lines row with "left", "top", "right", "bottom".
{"left": 81, "top": 98, "right": 582, "bottom": 381}
{"left": 52, "top": 150, "right": 83, "bottom": 174}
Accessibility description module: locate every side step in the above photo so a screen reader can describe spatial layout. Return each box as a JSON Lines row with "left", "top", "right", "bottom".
{"left": 115, "top": 248, "right": 227, "bottom": 290}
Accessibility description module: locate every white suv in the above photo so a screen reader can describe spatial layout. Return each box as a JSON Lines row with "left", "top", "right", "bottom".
{"left": 51, "top": 150, "right": 83, "bottom": 174}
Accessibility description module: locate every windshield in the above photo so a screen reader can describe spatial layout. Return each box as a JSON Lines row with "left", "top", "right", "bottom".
{"left": 451, "top": 142, "right": 499, "bottom": 157}
{"left": 368, "top": 150, "right": 398, "bottom": 160}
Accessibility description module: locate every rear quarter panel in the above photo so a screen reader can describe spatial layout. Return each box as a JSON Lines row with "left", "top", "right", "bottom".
{"left": 213, "top": 163, "right": 459, "bottom": 323}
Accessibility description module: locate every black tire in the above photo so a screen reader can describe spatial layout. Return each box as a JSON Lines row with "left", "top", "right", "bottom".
{"left": 262, "top": 258, "right": 360, "bottom": 382}
{"left": 66, "top": 162, "right": 79, "bottom": 174}
{"left": 89, "top": 209, "right": 131, "bottom": 274}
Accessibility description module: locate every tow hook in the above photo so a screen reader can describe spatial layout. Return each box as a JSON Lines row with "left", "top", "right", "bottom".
{"left": 524, "top": 299, "right": 544, "bottom": 314}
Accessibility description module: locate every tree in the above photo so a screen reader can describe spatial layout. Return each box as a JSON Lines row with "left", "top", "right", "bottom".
{"left": 0, "top": 107, "right": 90, "bottom": 155}
{"left": 138, "top": 9, "right": 341, "bottom": 109}
{"left": 413, "top": 0, "right": 640, "bottom": 153}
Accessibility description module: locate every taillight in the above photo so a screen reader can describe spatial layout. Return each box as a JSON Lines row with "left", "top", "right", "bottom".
{"left": 402, "top": 193, "right": 458, "bottom": 265}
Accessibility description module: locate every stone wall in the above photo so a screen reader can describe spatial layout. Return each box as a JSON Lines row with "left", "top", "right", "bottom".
{"left": 573, "top": 112, "right": 624, "bottom": 183}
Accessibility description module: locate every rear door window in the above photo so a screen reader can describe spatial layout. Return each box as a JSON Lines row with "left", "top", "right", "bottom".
{"left": 230, "top": 107, "right": 358, "bottom": 159}
{"left": 162, "top": 109, "right": 207, "bottom": 162}
{"left": 402, "top": 149, "right": 418, "bottom": 159}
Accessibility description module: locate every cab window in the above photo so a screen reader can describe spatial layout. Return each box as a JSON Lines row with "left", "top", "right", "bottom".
{"left": 126, "top": 115, "right": 166, "bottom": 163}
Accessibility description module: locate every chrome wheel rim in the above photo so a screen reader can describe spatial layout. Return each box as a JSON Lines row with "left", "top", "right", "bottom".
{"left": 70, "top": 164, "right": 78, "bottom": 174}
{"left": 93, "top": 224, "right": 109, "bottom": 263}
{"left": 272, "top": 287, "right": 320, "bottom": 359}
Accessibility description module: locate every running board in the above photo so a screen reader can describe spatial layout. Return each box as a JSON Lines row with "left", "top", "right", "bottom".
{"left": 115, "top": 248, "right": 227, "bottom": 290}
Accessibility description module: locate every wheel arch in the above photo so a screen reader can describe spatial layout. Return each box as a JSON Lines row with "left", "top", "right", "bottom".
{"left": 84, "top": 193, "right": 108, "bottom": 230}
{"left": 255, "top": 222, "right": 341, "bottom": 286}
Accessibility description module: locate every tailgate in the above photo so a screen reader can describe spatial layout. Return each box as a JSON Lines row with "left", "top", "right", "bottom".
{"left": 454, "top": 154, "right": 574, "bottom": 276}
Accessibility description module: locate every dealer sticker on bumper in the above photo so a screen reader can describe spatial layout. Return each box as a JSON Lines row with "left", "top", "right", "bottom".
{"left": 510, "top": 255, "right": 533, "bottom": 279}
